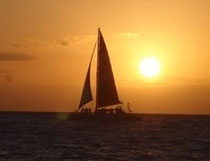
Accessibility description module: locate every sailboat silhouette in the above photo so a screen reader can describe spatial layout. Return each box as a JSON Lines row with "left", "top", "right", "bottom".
{"left": 71, "top": 29, "right": 141, "bottom": 121}
{"left": 79, "top": 28, "right": 121, "bottom": 111}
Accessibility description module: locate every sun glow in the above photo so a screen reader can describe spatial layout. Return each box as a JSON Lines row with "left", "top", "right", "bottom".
{"left": 139, "top": 57, "right": 160, "bottom": 78}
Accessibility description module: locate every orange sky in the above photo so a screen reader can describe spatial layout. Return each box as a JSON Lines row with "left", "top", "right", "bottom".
{"left": 1, "top": 0, "right": 210, "bottom": 114}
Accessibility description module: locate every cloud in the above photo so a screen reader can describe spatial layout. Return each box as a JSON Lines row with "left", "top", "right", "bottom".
{"left": 117, "top": 32, "right": 139, "bottom": 38}
{"left": 13, "top": 41, "right": 52, "bottom": 49}
{"left": 4, "top": 75, "right": 13, "bottom": 82}
{"left": 0, "top": 70, "right": 10, "bottom": 74}
{"left": 59, "top": 40, "right": 69, "bottom": 46}
{"left": 0, "top": 70, "right": 13, "bottom": 82}
{"left": 163, "top": 75, "right": 210, "bottom": 85}
{"left": 55, "top": 35, "right": 95, "bottom": 47}
{"left": 12, "top": 35, "right": 95, "bottom": 49}
{"left": 0, "top": 52, "right": 35, "bottom": 61}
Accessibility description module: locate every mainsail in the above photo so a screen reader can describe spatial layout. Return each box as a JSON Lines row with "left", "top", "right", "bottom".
{"left": 96, "top": 29, "right": 121, "bottom": 109}
{"left": 78, "top": 29, "right": 121, "bottom": 110}
{"left": 78, "top": 43, "right": 96, "bottom": 109}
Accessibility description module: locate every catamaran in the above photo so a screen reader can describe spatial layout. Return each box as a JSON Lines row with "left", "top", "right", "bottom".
{"left": 70, "top": 29, "right": 141, "bottom": 121}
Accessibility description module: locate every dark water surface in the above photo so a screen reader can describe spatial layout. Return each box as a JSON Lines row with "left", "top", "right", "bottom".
{"left": 0, "top": 112, "right": 210, "bottom": 161}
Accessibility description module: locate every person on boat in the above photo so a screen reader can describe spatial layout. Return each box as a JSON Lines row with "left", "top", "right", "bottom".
{"left": 88, "top": 108, "right": 91, "bottom": 113}
{"left": 119, "top": 106, "right": 125, "bottom": 113}
{"left": 84, "top": 108, "right": 88, "bottom": 114}
{"left": 96, "top": 108, "right": 106, "bottom": 115}
{"left": 109, "top": 108, "right": 114, "bottom": 114}
{"left": 115, "top": 107, "right": 119, "bottom": 114}
{"left": 127, "top": 103, "right": 132, "bottom": 113}
{"left": 101, "top": 108, "right": 105, "bottom": 114}
{"left": 115, "top": 106, "right": 124, "bottom": 114}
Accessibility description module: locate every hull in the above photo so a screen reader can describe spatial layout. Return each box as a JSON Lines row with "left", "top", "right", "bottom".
{"left": 69, "top": 112, "right": 142, "bottom": 121}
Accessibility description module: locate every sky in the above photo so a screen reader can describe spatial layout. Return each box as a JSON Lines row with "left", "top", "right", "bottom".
{"left": 0, "top": 0, "right": 210, "bottom": 114}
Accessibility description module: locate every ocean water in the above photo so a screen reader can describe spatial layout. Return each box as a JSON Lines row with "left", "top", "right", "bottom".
{"left": 0, "top": 112, "right": 210, "bottom": 161}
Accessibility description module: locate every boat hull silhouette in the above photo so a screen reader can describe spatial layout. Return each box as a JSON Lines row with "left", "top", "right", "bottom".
{"left": 69, "top": 112, "right": 142, "bottom": 121}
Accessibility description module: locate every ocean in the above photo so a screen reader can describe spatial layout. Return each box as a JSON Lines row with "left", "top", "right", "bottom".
{"left": 0, "top": 112, "right": 210, "bottom": 161}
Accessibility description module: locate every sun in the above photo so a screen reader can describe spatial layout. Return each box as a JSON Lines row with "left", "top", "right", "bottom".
{"left": 139, "top": 56, "right": 160, "bottom": 78}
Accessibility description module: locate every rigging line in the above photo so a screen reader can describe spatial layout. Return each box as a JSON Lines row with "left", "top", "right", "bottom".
{"left": 89, "top": 40, "right": 97, "bottom": 68}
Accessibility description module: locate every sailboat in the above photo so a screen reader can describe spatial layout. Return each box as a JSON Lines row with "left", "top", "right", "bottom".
{"left": 70, "top": 29, "right": 141, "bottom": 121}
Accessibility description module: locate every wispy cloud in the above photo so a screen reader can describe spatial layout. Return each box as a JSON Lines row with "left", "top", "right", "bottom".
{"left": 13, "top": 40, "right": 52, "bottom": 49}
{"left": 163, "top": 75, "right": 210, "bottom": 85}
{"left": 0, "top": 52, "right": 35, "bottom": 61}
{"left": 58, "top": 40, "right": 69, "bottom": 46}
{"left": 0, "top": 70, "right": 13, "bottom": 82}
{"left": 4, "top": 75, "right": 13, "bottom": 82}
{"left": 55, "top": 35, "right": 95, "bottom": 47}
{"left": 12, "top": 34, "right": 95, "bottom": 49}
{"left": 0, "top": 69, "right": 10, "bottom": 74}
{"left": 117, "top": 32, "right": 139, "bottom": 38}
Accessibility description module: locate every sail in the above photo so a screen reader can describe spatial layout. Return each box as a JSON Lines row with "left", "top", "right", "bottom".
{"left": 78, "top": 43, "right": 96, "bottom": 109}
{"left": 96, "top": 29, "right": 121, "bottom": 109}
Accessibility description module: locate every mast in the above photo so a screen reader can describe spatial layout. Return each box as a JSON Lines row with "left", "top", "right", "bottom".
{"left": 95, "top": 28, "right": 100, "bottom": 112}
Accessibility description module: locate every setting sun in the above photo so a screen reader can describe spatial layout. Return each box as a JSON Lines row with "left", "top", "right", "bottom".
{"left": 139, "top": 57, "right": 160, "bottom": 78}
